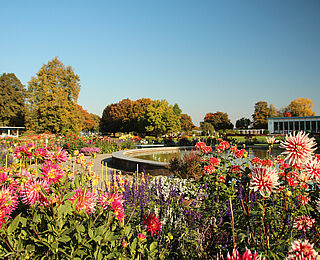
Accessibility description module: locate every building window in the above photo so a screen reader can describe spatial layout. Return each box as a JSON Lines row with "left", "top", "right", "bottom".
{"left": 295, "top": 121, "right": 299, "bottom": 131}
{"left": 289, "top": 121, "right": 293, "bottom": 130}
{"left": 300, "top": 121, "right": 305, "bottom": 131}
{"left": 312, "top": 121, "right": 316, "bottom": 132}
{"left": 279, "top": 122, "right": 283, "bottom": 131}
{"left": 274, "top": 122, "right": 279, "bottom": 132}
{"left": 306, "top": 121, "right": 311, "bottom": 131}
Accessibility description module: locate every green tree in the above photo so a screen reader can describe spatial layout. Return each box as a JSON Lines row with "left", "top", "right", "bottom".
{"left": 287, "top": 97, "right": 315, "bottom": 117}
{"left": 0, "top": 73, "right": 26, "bottom": 126}
{"left": 235, "top": 117, "right": 251, "bottom": 129}
{"left": 26, "top": 57, "right": 81, "bottom": 134}
{"left": 200, "top": 122, "right": 214, "bottom": 136}
{"left": 144, "top": 100, "right": 181, "bottom": 137}
{"left": 203, "top": 112, "right": 233, "bottom": 130}
{"left": 173, "top": 103, "right": 182, "bottom": 116}
{"left": 180, "top": 113, "right": 195, "bottom": 133}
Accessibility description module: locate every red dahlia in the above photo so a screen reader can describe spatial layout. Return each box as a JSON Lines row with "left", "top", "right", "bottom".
{"left": 144, "top": 213, "right": 162, "bottom": 237}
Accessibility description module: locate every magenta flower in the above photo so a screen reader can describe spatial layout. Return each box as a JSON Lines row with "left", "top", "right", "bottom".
{"left": 20, "top": 179, "right": 50, "bottom": 206}
{"left": 69, "top": 188, "right": 97, "bottom": 214}
{"left": 287, "top": 240, "right": 318, "bottom": 259}
{"left": 41, "top": 162, "right": 64, "bottom": 184}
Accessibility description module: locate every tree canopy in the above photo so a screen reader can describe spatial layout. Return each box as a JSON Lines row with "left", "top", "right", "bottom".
{"left": 0, "top": 73, "right": 26, "bottom": 126}
{"left": 286, "top": 97, "right": 315, "bottom": 117}
{"left": 180, "top": 113, "right": 195, "bottom": 133}
{"left": 26, "top": 57, "right": 81, "bottom": 134}
{"left": 235, "top": 117, "right": 251, "bottom": 129}
{"left": 203, "top": 112, "right": 233, "bottom": 130}
{"left": 252, "top": 101, "right": 277, "bottom": 129}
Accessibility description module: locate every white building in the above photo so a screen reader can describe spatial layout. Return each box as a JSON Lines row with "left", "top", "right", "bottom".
{"left": 268, "top": 116, "right": 320, "bottom": 134}
{"left": 0, "top": 127, "right": 25, "bottom": 138}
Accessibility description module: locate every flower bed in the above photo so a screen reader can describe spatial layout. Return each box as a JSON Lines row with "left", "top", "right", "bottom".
{"left": 1, "top": 131, "right": 320, "bottom": 259}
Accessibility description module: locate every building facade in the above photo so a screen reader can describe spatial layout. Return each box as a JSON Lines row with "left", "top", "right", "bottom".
{"left": 268, "top": 116, "right": 320, "bottom": 134}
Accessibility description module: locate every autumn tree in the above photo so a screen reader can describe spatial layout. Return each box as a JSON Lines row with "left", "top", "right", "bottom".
{"left": 100, "top": 98, "right": 133, "bottom": 134}
{"left": 144, "top": 100, "right": 181, "bottom": 137}
{"left": 203, "top": 112, "right": 233, "bottom": 131}
{"left": 26, "top": 57, "right": 81, "bottom": 134}
{"left": 77, "top": 105, "right": 101, "bottom": 132}
{"left": 128, "top": 98, "right": 153, "bottom": 134}
{"left": 90, "top": 113, "right": 101, "bottom": 132}
{"left": 0, "top": 73, "right": 27, "bottom": 126}
{"left": 252, "top": 101, "right": 277, "bottom": 129}
{"left": 286, "top": 98, "right": 315, "bottom": 117}
{"left": 235, "top": 117, "right": 251, "bottom": 129}
{"left": 180, "top": 113, "right": 195, "bottom": 133}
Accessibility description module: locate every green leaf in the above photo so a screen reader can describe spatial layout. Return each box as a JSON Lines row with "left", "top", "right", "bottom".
{"left": 76, "top": 224, "right": 85, "bottom": 233}
{"left": 7, "top": 214, "right": 20, "bottom": 234}
{"left": 106, "top": 253, "right": 115, "bottom": 259}
{"left": 88, "top": 228, "right": 94, "bottom": 239}
{"left": 149, "top": 241, "right": 158, "bottom": 252}
{"left": 63, "top": 191, "right": 76, "bottom": 201}
{"left": 93, "top": 236, "right": 103, "bottom": 243}
{"left": 58, "top": 236, "right": 71, "bottom": 243}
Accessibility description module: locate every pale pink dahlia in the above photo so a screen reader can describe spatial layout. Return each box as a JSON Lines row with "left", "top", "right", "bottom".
{"left": 69, "top": 188, "right": 96, "bottom": 214}
{"left": 287, "top": 239, "right": 318, "bottom": 260}
{"left": 266, "top": 136, "right": 279, "bottom": 145}
{"left": 21, "top": 179, "right": 50, "bottom": 206}
{"left": 250, "top": 165, "right": 279, "bottom": 197}
{"left": 98, "top": 192, "right": 122, "bottom": 210}
{"left": 304, "top": 157, "right": 320, "bottom": 182}
{"left": 280, "top": 131, "right": 317, "bottom": 166}
{"left": 293, "top": 216, "right": 315, "bottom": 230}
{"left": 0, "top": 187, "right": 18, "bottom": 217}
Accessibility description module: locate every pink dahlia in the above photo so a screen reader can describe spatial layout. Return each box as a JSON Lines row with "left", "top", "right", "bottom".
{"left": 137, "top": 233, "right": 147, "bottom": 241}
{"left": 293, "top": 216, "right": 315, "bottom": 230}
{"left": 111, "top": 199, "right": 125, "bottom": 222}
{"left": 227, "top": 248, "right": 263, "bottom": 260}
{"left": 69, "top": 188, "right": 96, "bottom": 214}
{"left": 98, "top": 192, "right": 122, "bottom": 210}
{"left": 195, "top": 142, "right": 206, "bottom": 149}
{"left": 41, "top": 162, "right": 64, "bottom": 184}
{"left": 0, "top": 187, "right": 18, "bottom": 217}
{"left": 250, "top": 165, "right": 279, "bottom": 197}
{"left": 144, "top": 213, "right": 162, "bottom": 237}
{"left": 46, "top": 148, "right": 69, "bottom": 164}
{"left": 287, "top": 240, "right": 318, "bottom": 260}
{"left": 20, "top": 179, "right": 50, "bottom": 206}
{"left": 266, "top": 136, "right": 278, "bottom": 145}
{"left": 201, "top": 146, "right": 212, "bottom": 154}
{"left": 280, "top": 131, "right": 317, "bottom": 166}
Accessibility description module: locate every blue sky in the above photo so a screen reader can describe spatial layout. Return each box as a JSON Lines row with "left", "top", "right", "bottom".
{"left": 1, "top": 0, "right": 319, "bottom": 126}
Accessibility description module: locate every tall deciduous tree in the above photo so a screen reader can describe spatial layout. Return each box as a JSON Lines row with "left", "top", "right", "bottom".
{"left": 0, "top": 73, "right": 26, "bottom": 126}
{"left": 203, "top": 112, "right": 233, "bottom": 130}
{"left": 144, "top": 100, "right": 181, "bottom": 137}
{"left": 252, "top": 101, "right": 277, "bottom": 129}
{"left": 287, "top": 98, "right": 315, "bottom": 117}
{"left": 200, "top": 122, "right": 214, "bottom": 136}
{"left": 173, "top": 103, "right": 182, "bottom": 116}
{"left": 26, "top": 57, "right": 81, "bottom": 134}
{"left": 180, "top": 113, "right": 195, "bottom": 133}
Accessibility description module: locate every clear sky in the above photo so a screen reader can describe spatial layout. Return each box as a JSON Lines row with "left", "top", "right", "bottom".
{"left": 1, "top": 0, "right": 319, "bottom": 126}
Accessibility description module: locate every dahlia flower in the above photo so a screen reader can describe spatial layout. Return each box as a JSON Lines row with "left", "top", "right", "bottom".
{"left": 111, "top": 199, "right": 125, "bottom": 222}
{"left": 46, "top": 148, "right": 69, "bottom": 164}
{"left": 209, "top": 157, "right": 220, "bottom": 167}
{"left": 304, "top": 157, "right": 320, "bottom": 181}
{"left": 287, "top": 240, "right": 318, "bottom": 260}
{"left": 195, "top": 142, "right": 206, "bottom": 149}
{"left": 203, "top": 165, "right": 215, "bottom": 175}
{"left": 250, "top": 165, "right": 279, "bottom": 197}
{"left": 201, "top": 146, "right": 212, "bottom": 154}
{"left": 227, "top": 247, "right": 263, "bottom": 260}
{"left": 137, "top": 233, "right": 147, "bottom": 241}
{"left": 293, "top": 216, "right": 315, "bottom": 230}
{"left": 69, "top": 188, "right": 96, "bottom": 214}
{"left": 41, "top": 163, "right": 64, "bottom": 184}
{"left": 280, "top": 131, "right": 317, "bottom": 166}
{"left": 0, "top": 187, "right": 18, "bottom": 216}
{"left": 144, "top": 213, "right": 162, "bottom": 237}
{"left": 20, "top": 179, "right": 50, "bottom": 206}
{"left": 98, "top": 192, "right": 123, "bottom": 210}
{"left": 266, "top": 136, "right": 278, "bottom": 145}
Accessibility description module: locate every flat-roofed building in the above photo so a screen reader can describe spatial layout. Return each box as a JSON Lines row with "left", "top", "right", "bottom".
{"left": 0, "top": 127, "right": 25, "bottom": 138}
{"left": 268, "top": 116, "right": 320, "bottom": 134}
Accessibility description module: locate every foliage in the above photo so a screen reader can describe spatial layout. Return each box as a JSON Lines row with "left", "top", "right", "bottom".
{"left": 252, "top": 101, "right": 277, "bottom": 129}
{"left": 287, "top": 97, "right": 316, "bottom": 117}
{"left": 77, "top": 105, "right": 101, "bottom": 132}
{"left": 100, "top": 98, "right": 153, "bottom": 134}
{"left": 200, "top": 122, "right": 215, "bottom": 136}
{"left": 0, "top": 73, "right": 27, "bottom": 127}
{"left": 144, "top": 100, "right": 181, "bottom": 137}
{"left": 173, "top": 103, "right": 182, "bottom": 116}
{"left": 180, "top": 113, "right": 195, "bottom": 133}
{"left": 235, "top": 117, "right": 251, "bottom": 129}
{"left": 26, "top": 57, "right": 82, "bottom": 135}
{"left": 203, "top": 111, "right": 233, "bottom": 131}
